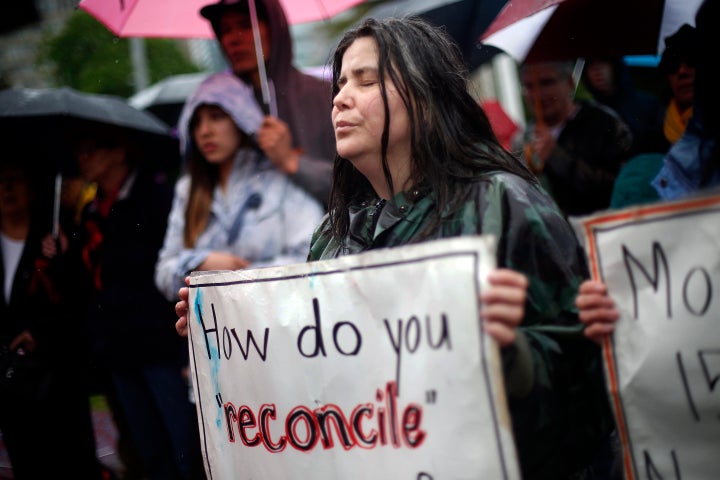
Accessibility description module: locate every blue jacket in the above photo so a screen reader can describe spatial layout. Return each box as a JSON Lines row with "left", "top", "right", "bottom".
{"left": 155, "top": 149, "right": 323, "bottom": 301}
{"left": 652, "top": 116, "right": 720, "bottom": 200}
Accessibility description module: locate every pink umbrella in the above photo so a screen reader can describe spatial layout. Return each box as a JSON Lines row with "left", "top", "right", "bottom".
{"left": 78, "top": 0, "right": 366, "bottom": 38}
{"left": 78, "top": 0, "right": 367, "bottom": 112}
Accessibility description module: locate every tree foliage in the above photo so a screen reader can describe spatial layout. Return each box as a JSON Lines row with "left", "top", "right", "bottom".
{"left": 37, "top": 11, "right": 199, "bottom": 98}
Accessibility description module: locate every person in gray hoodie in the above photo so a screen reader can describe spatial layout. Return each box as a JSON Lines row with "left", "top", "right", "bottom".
{"left": 199, "top": 0, "right": 335, "bottom": 206}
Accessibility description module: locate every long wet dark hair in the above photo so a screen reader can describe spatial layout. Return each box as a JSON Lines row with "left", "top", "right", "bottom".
{"left": 183, "top": 105, "right": 252, "bottom": 247}
{"left": 328, "top": 17, "right": 535, "bottom": 240}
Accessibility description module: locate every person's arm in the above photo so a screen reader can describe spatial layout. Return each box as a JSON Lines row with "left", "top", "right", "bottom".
{"left": 250, "top": 182, "right": 325, "bottom": 269}
{"left": 478, "top": 174, "right": 613, "bottom": 476}
{"left": 255, "top": 115, "right": 334, "bottom": 206}
{"left": 290, "top": 153, "right": 333, "bottom": 206}
{"left": 155, "top": 177, "right": 212, "bottom": 301}
{"left": 479, "top": 175, "right": 595, "bottom": 393}
{"left": 480, "top": 269, "right": 535, "bottom": 397}
{"left": 272, "top": 71, "right": 336, "bottom": 207}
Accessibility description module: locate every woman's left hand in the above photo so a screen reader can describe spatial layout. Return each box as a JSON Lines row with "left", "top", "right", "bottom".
{"left": 480, "top": 269, "right": 528, "bottom": 347}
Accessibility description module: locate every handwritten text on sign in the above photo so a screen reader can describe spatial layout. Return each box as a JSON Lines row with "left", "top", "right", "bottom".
{"left": 574, "top": 194, "right": 720, "bottom": 480}
{"left": 188, "top": 237, "right": 519, "bottom": 480}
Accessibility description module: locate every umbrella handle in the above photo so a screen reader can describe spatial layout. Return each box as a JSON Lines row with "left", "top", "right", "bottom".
{"left": 524, "top": 65, "right": 545, "bottom": 172}
{"left": 52, "top": 173, "right": 62, "bottom": 240}
{"left": 248, "top": 0, "right": 273, "bottom": 115}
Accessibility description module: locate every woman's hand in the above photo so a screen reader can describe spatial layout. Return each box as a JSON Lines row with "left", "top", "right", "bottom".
{"left": 480, "top": 269, "right": 528, "bottom": 347}
{"left": 175, "top": 277, "right": 191, "bottom": 337}
{"left": 198, "top": 251, "right": 250, "bottom": 271}
{"left": 576, "top": 280, "right": 620, "bottom": 344}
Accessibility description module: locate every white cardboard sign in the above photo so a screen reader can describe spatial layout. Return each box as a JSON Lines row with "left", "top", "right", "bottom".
{"left": 187, "top": 236, "right": 520, "bottom": 479}
{"left": 573, "top": 193, "right": 720, "bottom": 480}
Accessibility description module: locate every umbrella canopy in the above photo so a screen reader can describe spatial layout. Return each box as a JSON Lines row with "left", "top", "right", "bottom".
{"left": 480, "top": 0, "right": 703, "bottom": 63}
{"left": 0, "top": 86, "right": 177, "bottom": 170}
{"left": 78, "top": 0, "right": 371, "bottom": 116}
{"left": 77, "top": 0, "right": 368, "bottom": 38}
{"left": 129, "top": 67, "right": 330, "bottom": 129}
{"left": 363, "top": 0, "right": 510, "bottom": 69}
{"left": 77, "top": 0, "right": 509, "bottom": 67}
{"left": 0, "top": 86, "right": 172, "bottom": 137}
{"left": 128, "top": 72, "right": 213, "bottom": 127}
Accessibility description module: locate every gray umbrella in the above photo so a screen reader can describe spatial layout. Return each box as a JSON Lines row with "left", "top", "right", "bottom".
{"left": 0, "top": 86, "right": 178, "bottom": 238}
{"left": 0, "top": 86, "right": 172, "bottom": 135}
{"left": 128, "top": 72, "right": 212, "bottom": 127}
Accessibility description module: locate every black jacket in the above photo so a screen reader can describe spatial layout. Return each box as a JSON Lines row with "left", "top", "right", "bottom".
{"left": 73, "top": 169, "right": 185, "bottom": 370}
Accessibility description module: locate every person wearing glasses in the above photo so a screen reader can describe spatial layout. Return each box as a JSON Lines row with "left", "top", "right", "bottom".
{"left": 513, "top": 60, "right": 633, "bottom": 217}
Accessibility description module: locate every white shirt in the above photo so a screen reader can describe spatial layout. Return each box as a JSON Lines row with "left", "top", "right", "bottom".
{"left": 1, "top": 232, "right": 24, "bottom": 303}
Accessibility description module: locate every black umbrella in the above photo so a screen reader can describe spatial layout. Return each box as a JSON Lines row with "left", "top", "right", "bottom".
{"left": 0, "top": 86, "right": 179, "bottom": 238}
{"left": 362, "top": 0, "right": 510, "bottom": 69}
{"left": 0, "top": 86, "right": 172, "bottom": 135}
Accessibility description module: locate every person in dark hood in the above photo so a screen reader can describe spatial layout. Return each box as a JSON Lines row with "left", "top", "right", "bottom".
{"left": 608, "top": 22, "right": 708, "bottom": 209}
{"left": 198, "top": 0, "right": 335, "bottom": 206}
{"left": 652, "top": 14, "right": 718, "bottom": 200}
{"left": 582, "top": 57, "right": 667, "bottom": 156}
{"left": 657, "top": 24, "right": 697, "bottom": 147}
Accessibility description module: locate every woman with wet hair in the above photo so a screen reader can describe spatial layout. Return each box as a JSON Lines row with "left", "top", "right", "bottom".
{"left": 177, "top": 17, "right": 614, "bottom": 479}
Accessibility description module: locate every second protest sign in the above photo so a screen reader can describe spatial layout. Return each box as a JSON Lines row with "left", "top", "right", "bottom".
{"left": 574, "top": 193, "right": 720, "bottom": 480}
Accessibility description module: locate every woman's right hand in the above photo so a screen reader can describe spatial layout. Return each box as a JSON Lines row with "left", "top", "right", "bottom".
{"left": 576, "top": 280, "right": 620, "bottom": 344}
{"left": 175, "top": 277, "right": 191, "bottom": 337}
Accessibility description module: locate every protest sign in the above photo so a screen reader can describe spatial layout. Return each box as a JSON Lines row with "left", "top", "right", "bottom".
{"left": 573, "top": 192, "right": 720, "bottom": 480}
{"left": 187, "top": 236, "right": 520, "bottom": 479}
